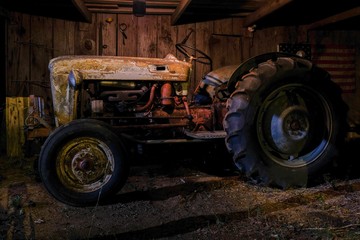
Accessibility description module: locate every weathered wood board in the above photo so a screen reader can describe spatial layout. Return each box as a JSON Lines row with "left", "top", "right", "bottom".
{"left": 5, "top": 97, "right": 29, "bottom": 158}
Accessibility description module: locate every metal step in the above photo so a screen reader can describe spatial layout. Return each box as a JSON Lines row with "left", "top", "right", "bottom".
{"left": 184, "top": 130, "right": 227, "bottom": 139}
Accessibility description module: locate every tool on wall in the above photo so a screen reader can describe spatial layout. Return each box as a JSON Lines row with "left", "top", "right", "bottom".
{"left": 119, "top": 23, "right": 128, "bottom": 45}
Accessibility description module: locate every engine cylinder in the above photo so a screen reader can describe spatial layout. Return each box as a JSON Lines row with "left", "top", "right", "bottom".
{"left": 161, "top": 83, "right": 173, "bottom": 106}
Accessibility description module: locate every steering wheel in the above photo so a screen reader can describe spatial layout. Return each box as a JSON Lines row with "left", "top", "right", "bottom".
{"left": 176, "top": 43, "right": 212, "bottom": 68}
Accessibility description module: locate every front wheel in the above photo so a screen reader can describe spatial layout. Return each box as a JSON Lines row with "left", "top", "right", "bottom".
{"left": 38, "top": 119, "right": 129, "bottom": 206}
{"left": 223, "top": 56, "right": 348, "bottom": 188}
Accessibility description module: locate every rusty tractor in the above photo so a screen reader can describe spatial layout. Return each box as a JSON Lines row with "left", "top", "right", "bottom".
{"left": 35, "top": 43, "right": 348, "bottom": 206}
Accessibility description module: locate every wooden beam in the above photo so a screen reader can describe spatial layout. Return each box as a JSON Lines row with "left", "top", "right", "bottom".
{"left": 86, "top": 4, "right": 119, "bottom": 9}
{"left": 243, "top": 0, "right": 293, "bottom": 27}
{"left": 85, "top": 0, "right": 124, "bottom": 3}
{"left": 72, "top": 0, "right": 93, "bottom": 23}
{"left": 304, "top": 7, "right": 360, "bottom": 30}
{"left": 88, "top": 7, "right": 174, "bottom": 14}
{"left": 6, "top": 97, "right": 29, "bottom": 158}
{"left": 171, "top": 0, "right": 192, "bottom": 25}
{"left": 117, "top": 1, "right": 179, "bottom": 7}
{"left": 85, "top": 0, "right": 180, "bottom": 4}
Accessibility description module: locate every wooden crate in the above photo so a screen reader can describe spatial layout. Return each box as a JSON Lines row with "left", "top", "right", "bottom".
{"left": 5, "top": 97, "right": 29, "bottom": 158}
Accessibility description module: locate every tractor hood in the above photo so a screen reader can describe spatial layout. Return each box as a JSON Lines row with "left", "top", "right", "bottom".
{"left": 48, "top": 54, "right": 192, "bottom": 126}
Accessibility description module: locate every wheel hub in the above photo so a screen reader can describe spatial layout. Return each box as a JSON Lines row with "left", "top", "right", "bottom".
{"left": 269, "top": 106, "right": 309, "bottom": 154}
{"left": 69, "top": 147, "right": 107, "bottom": 184}
{"left": 79, "top": 160, "right": 90, "bottom": 170}
{"left": 73, "top": 153, "right": 94, "bottom": 172}
{"left": 290, "top": 120, "right": 300, "bottom": 131}
{"left": 282, "top": 106, "right": 309, "bottom": 140}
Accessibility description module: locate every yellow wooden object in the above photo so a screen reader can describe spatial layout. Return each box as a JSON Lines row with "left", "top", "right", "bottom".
{"left": 5, "top": 97, "right": 29, "bottom": 158}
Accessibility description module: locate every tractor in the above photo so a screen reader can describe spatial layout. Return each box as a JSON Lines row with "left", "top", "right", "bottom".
{"left": 36, "top": 42, "right": 348, "bottom": 206}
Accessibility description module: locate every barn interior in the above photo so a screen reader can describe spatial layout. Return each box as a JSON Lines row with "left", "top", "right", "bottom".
{"left": 1, "top": 0, "right": 360, "bottom": 239}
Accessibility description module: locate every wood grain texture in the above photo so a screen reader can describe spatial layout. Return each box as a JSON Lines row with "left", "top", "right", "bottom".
{"left": 117, "top": 14, "right": 138, "bottom": 56}
{"left": 5, "top": 97, "right": 28, "bottom": 158}
{"left": 6, "top": 12, "right": 30, "bottom": 97}
{"left": 137, "top": 15, "right": 158, "bottom": 58}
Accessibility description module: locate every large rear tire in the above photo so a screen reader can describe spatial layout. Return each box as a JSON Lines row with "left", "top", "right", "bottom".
{"left": 38, "top": 119, "right": 129, "bottom": 206}
{"left": 223, "top": 55, "right": 348, "bottom": 188}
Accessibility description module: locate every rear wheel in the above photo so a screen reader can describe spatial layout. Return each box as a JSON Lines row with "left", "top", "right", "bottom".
{"left": 38, "top": 119, "right": 129, "bottom": 206}
{"left": 223, "top": 55, "right": 348, "bottom": 188}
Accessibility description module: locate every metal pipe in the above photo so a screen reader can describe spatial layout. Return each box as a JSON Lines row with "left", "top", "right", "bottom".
{"left": 135, "top": 84, "right": 157, "bottom": 112}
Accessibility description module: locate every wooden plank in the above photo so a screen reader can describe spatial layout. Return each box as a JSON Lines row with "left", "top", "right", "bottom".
{"left": 120, "top": 1, "right": 178, "bottom": 8}
{"left": 117, "top": 14, "right": 138, "bottom": 56}
{"left": 157, "top": 15, "right": 176, "bottom": 58}
{"left": 6, "top": 12, "right": 31, "bottom": 97}
{"left": 75, "top": 14, "right": 98, "bottom": 55}
{"left": 6, "top": 97, "right": 18, "bottom": 157}
{"left": 175, "top": 23, "right": 195, "bottom": 60}
{"left": 85, "top": 0, "right": 124, "bottom": 3}
{"left": 213, "top": 18, "right": 233, "bottom": 35}
{"left": 53, "top": 19, "right": 76, "bottom": 57}
{"left": 171, "top": 0, "right": 192, "bottom": 25}
{"left": 137, "top": 15, "right": 158, "bottom": 58}
{"left": 30, "top": 16, "right": 53, "bottom": 101}
{"left": 6, "top": 97, "right": 29, "bottom": 158}
{"left": 232, "top": 18, "right": 246, "bottom": 37}
{"left": 88, "top": 7, "right": 174, "bottom": 14}
{"left": 214, "top": 18, "right": 236, "bottom": 69}
{"left": 210, "top": 35, "right": 241, "bottom": 70}
{"left": 87, "top": 0, "right": 179, "bottom": 8}
{"left": 212, "top": 18, "right": 242, "bottom": 68}
{"left": 194, "top": 21, "right": 212, "bottom": 94}
{"left": 85, "top": 0, "right": 180, "bottom": 5}
{"left": 98, "top": 13, "right": 118, "bottom": 56}
{"left": 243, "top": 0, "right": 293, "bottom": 27}
{"left": 86, "top": 4, "right": 119, "bottom": 9}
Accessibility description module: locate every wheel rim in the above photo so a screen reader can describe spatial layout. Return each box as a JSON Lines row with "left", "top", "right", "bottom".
{"left": 256, "top": 83, "right": 333, "bottom": 168}
{"left": 56, "top": 137, "right": 114, "bottom": 193}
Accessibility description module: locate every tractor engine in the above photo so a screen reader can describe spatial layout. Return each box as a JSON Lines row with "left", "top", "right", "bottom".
{"left": 80, "top": 80, "right": 226, "bottom": 139}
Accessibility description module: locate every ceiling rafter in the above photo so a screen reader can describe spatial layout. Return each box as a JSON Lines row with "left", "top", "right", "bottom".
{"left": 85, "top": 0, "right": 180, "bottom": 15}
{"left": 304, "top": 6, "right": 360, "bottom": 30}
{"left": 242, "top": 0, "right": 293, "bottom": 27}
{"left": 1, "top": 0, "right": 360, "bottom": 29}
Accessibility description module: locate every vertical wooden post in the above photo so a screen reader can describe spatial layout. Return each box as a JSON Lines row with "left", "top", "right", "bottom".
{"left": 5, "top": 97, "right": 29, "bottom": 158}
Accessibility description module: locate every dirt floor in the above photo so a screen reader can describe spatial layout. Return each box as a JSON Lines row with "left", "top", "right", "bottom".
{"left": 1, "top": 140, "right": 360, "bottom": 240}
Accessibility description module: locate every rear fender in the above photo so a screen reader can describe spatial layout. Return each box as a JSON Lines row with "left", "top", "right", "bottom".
{"left": 227, "top": 52, "right": 312, "bottom": 93}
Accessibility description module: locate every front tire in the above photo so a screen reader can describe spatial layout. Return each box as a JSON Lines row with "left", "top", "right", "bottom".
{"left": 223, "top": 55, "right": 348, "bottom": 188}
{"left": 38, "top": 119, "right": 129, "bottom": 206}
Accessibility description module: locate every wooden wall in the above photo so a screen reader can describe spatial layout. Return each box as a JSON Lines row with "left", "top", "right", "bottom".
{"left": 4, "top": 11, "right": 360, "bottom": 123}
{"left": 4, "top": 12, "right": 291, "bottom": 98}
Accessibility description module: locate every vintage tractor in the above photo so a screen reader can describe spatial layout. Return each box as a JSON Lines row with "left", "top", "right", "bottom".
{"left": 37, "top": 43, "right": 348, "bottom": 206}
